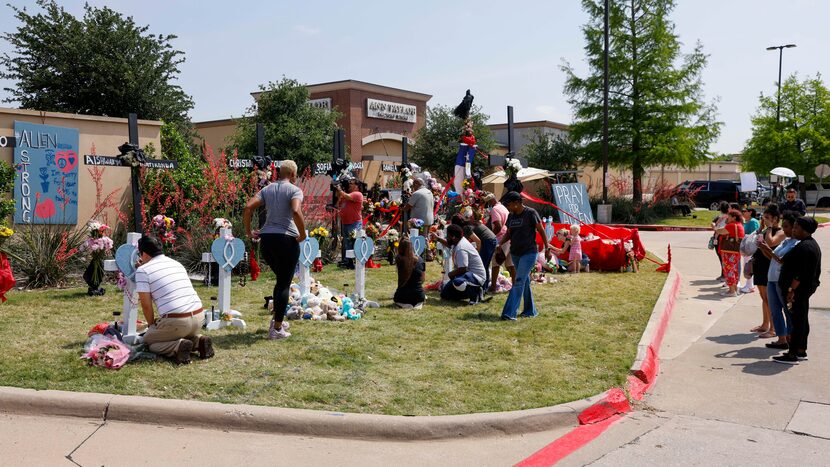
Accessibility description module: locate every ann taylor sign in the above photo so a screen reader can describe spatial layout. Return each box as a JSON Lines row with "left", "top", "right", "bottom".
{"left": 366, "top": 98, "right": 417, "bottom": 123}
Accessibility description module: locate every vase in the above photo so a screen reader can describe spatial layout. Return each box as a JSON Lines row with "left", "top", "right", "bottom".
{"left": 83, "top": 256, "right": 105, "bottom": 296}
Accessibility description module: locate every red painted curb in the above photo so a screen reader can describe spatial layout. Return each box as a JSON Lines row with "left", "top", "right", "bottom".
{"left": 576, "top": 388, "right": 631, "bottom": 425}
{"left": 514, "top": 415, "right": 623, "bottom": 467}
{"left": 607, "top": 224, "right": 711, "bottom": 232}
{"left": 515, "top": 270, "right": 683, "bottom": 465}
{"left": 629, "top": 271, "right": 681, "bottom": 399}
{"left": 819, "top": 221, "right": 830, "bottom": 228}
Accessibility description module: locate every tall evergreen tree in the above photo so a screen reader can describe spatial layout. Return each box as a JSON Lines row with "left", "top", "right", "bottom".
{"left": 743, "top": 74, "right": 830, "bottom": 178}
{"left": 563, "top": 0, "right": 720, "bottom": 203}
{"left": 0, "top": 0, "right": 193, "bottom": 124}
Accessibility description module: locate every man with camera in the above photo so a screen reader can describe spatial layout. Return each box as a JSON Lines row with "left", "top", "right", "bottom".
{"left": 335, "top": 176, "right": 364, "bottom": 269}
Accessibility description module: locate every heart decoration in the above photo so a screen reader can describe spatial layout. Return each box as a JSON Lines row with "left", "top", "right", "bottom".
{"left": 55, "top": 150, "right": 78, "bottom": 174}
{"left": 353, "top": 237, "right": 374, "bottom": 265}
{"left": 115, "top": 243, "right": 139, "bottom": 279}
{"left": 211, "top": 237, "right": 246, "bottom": 273}
{"left": 411, "top": 235, "right": 426, "bottom": 256}
{"left": 298, "top": 237, "right": 320, "bottom": 268}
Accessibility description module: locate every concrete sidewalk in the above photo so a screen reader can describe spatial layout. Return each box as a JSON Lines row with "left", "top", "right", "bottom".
{"left": 561, "top": 228, "right": 830, "bottom": 465}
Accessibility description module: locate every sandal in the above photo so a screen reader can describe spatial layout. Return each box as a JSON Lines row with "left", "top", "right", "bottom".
{"left": 758, "top": 331, "right": 777, "bottom": 339}
{"left": 750, "top": 326, "right": 767, "bottom": 333}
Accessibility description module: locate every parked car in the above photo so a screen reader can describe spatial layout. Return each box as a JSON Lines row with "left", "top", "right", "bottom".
{"left": 805, "top": 183, "right": 830, "bottom": 207}
{"left": 676, "top": 180, "right": 747, "bottom": 211}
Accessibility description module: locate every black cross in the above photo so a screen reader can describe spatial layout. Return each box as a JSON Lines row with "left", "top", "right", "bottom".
{"left": 83, "top": 113, "right": 178, "bottom": 233}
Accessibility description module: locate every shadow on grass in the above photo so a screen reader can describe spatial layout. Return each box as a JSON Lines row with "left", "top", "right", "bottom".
{"left": 210, "top": 330, "right": 264, "bottom": 349}
{"left": 707, "top": 333, "right": 758, "bottom": 345}
{"left": 458, "top": 312, "right": 502, "bottom": 322}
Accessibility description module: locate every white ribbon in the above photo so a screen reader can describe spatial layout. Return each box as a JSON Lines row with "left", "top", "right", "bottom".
{"left": 300, "top": 239, "right": 315, "bottom": 267}
{"left": 357, "top": 238, "right": 372, "bottom": 265}
{"left": 220, "top": 239, "right": 237, "bottom": 271}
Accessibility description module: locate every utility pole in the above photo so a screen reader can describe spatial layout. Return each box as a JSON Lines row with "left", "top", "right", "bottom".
{"left": 602, "top": 0, "right": 610, "bottom": 205}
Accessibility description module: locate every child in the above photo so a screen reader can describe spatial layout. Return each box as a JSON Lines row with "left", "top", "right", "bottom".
{"left": 560, "top": 224, "right": 583, "bottom": 273}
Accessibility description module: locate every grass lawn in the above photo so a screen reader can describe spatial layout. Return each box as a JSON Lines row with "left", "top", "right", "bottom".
{"left": 0, "top": 257, "right": 666, "bottom": 416}
{"left": 655, "top": 210, "right": 830, "bottom": 228}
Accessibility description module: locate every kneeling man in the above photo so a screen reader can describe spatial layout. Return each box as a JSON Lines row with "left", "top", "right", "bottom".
{"left": 433, "top": 224, "right": 488, "bottom": 304}
{"left": 135, "top": 235, "right": 214, "bottom": 364}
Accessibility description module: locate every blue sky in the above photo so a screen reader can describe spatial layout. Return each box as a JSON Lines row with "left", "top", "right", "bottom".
{"left": 1, "top": 0, "right": 827, "bottom": 154}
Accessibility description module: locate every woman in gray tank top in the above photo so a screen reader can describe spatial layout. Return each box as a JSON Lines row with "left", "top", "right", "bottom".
{"left": 244, "top": 160, "right": 306, "bottom": 340}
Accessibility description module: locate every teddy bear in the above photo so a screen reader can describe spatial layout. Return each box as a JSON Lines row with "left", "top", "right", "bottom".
{"left": 285, "top": 305, "right": 302, "bottom": 320}
{"left": 289, "top": 284, "right": 301, "bottom": 303}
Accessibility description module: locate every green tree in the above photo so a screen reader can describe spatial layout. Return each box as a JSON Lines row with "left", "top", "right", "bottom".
{"left": 563, "top": 0, "right": 721, "bottom": 203}
{"left": 230, "top": 78, "right": 341, "bottom": 172}
{"left": 522, "top": 130, "right": 583, "bottom": 181}
{"left": 411, "top": 105, "right": 495, "bottom": 181}
{"left": 0, "top": 0, "right": 192, "bottom": 123}
{"left": 743, "top": 74, "right": 830, "bottom": 178}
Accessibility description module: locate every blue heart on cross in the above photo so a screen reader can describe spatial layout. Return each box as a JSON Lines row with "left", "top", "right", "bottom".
{"left": 411, "top": 235, "right": 426, "bottom": 256}
{"left": 353, "top": 236, "right": 374, "bottom": 264}
{"left": 211, "top": 237, "right": 246, "bottom": 273}
{"left": 115, "top": 243, "right": 139, "bottom": 279}
{"left": 299, "top": 237, "right": 320, "bottom": 268}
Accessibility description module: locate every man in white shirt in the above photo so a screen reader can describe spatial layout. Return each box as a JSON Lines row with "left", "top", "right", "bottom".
{"left": 135, "top": 236, "right": 214, "bottom": 364}
{"left": 403, "top": 177, "right": 435, "bottom": 229}
{"left": 432, "top": 225, "right": 487, "bottom": 304}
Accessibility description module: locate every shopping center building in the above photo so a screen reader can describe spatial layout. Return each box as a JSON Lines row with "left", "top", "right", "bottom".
{"left": 194, "top": 79, "right": 431, "bottom": 185}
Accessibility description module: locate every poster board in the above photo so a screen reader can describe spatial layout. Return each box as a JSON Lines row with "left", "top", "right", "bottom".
{"left": 551, "top": 183, "right": 594, "bottom": 224}
{"left": 13, "top": 121, "right": 80, "bottom": 224}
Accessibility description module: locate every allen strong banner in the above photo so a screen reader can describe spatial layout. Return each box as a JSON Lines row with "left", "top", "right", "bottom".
{"left": 13, "top": 121, "right": 80, "bottom": 224}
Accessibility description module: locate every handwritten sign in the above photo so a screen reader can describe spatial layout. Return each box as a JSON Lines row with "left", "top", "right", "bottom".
{"left": 14, "top": 121, "right": 79, "bottom": 224}
{"left": 551, "top": 183, "right": 594, "bottom": 224}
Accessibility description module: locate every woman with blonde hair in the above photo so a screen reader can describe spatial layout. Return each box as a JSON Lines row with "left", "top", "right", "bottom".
{"left": 243, "top": 160, "right": 306, "bottom": 340}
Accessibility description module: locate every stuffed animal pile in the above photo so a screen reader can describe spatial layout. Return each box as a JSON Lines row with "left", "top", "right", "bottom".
{"left": 268, "top": 278, "right": 366, "bottom": 322}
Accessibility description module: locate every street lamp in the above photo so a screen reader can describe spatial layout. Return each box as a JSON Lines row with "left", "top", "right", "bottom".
{"left": 766, "top": 44, "right": 796, "bottom": 124}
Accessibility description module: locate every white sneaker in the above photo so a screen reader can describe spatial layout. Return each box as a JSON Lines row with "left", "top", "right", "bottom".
{"left": 269, "top": 327, "right": 291, "bottom": 340}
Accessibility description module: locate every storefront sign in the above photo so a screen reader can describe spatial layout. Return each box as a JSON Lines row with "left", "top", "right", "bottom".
{"left": 308, "top": 98, "right": 332, "bottom": 111}
{"left": 552, "top": 183, "right": 594, "bottom": 224}
{"left": 314, "top": 161, "right": 363, "bottom": 175}
{"left": 366, "top": 98, "right": 416, "bottom": 123}
{"left": 14, "top": 121, "right": 80, "bottom": 224}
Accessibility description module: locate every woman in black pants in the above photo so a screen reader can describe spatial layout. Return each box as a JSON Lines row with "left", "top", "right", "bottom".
{"left": 244, "top": 160, "right": 306, "bottom": 340}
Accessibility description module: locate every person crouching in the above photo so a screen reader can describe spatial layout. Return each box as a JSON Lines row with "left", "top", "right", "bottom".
{"left": 432, "top": 224, "right": 488, "bottom": 304}
{"left": 135, "top": 235, "right": 214, "bottom": 364}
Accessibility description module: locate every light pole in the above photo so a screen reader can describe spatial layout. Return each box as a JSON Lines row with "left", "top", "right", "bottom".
{"left": 602, "top": 0, "right": 610, "bottom": 205}
{"left": 766, "top": 43, "right": 795, "bottom": 178}
{"left": 766, "top": 44, "right": 796, "bottom": 124}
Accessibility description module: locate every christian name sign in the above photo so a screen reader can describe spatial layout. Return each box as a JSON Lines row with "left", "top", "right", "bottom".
{"left": 14, "top": 121, "right": 79, "bottom": 224}
{"left": 552, "top": 183, "right": 594, "bottom": 224}
{"left": 83, "top": 154, "right": 178, "bottom": 169}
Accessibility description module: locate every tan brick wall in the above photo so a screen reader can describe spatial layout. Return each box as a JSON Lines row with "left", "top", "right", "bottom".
{"left": 0, "top": 107, "right": 162, "bottom": 228}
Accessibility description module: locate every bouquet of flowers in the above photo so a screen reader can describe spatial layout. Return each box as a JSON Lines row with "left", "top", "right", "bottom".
{"left": 364, "top": 222, "right": 380, "bottom": 240}
{"left": 0, "top": 225, "right": 13, "bottom": 248}
{"left": 310, "top": 226, "right": 330, "bottom": 239}
{"left": 151, "top": 215, "right": 176, "bottom": 252}
{"left": 81, "top": 221, "right": 114, "bottom": 296}
{"left": 504, "top": 158, "right": 522, "bottom": 178}
{"left": 385, "top": 228, "right": 399, "bottom": 264}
